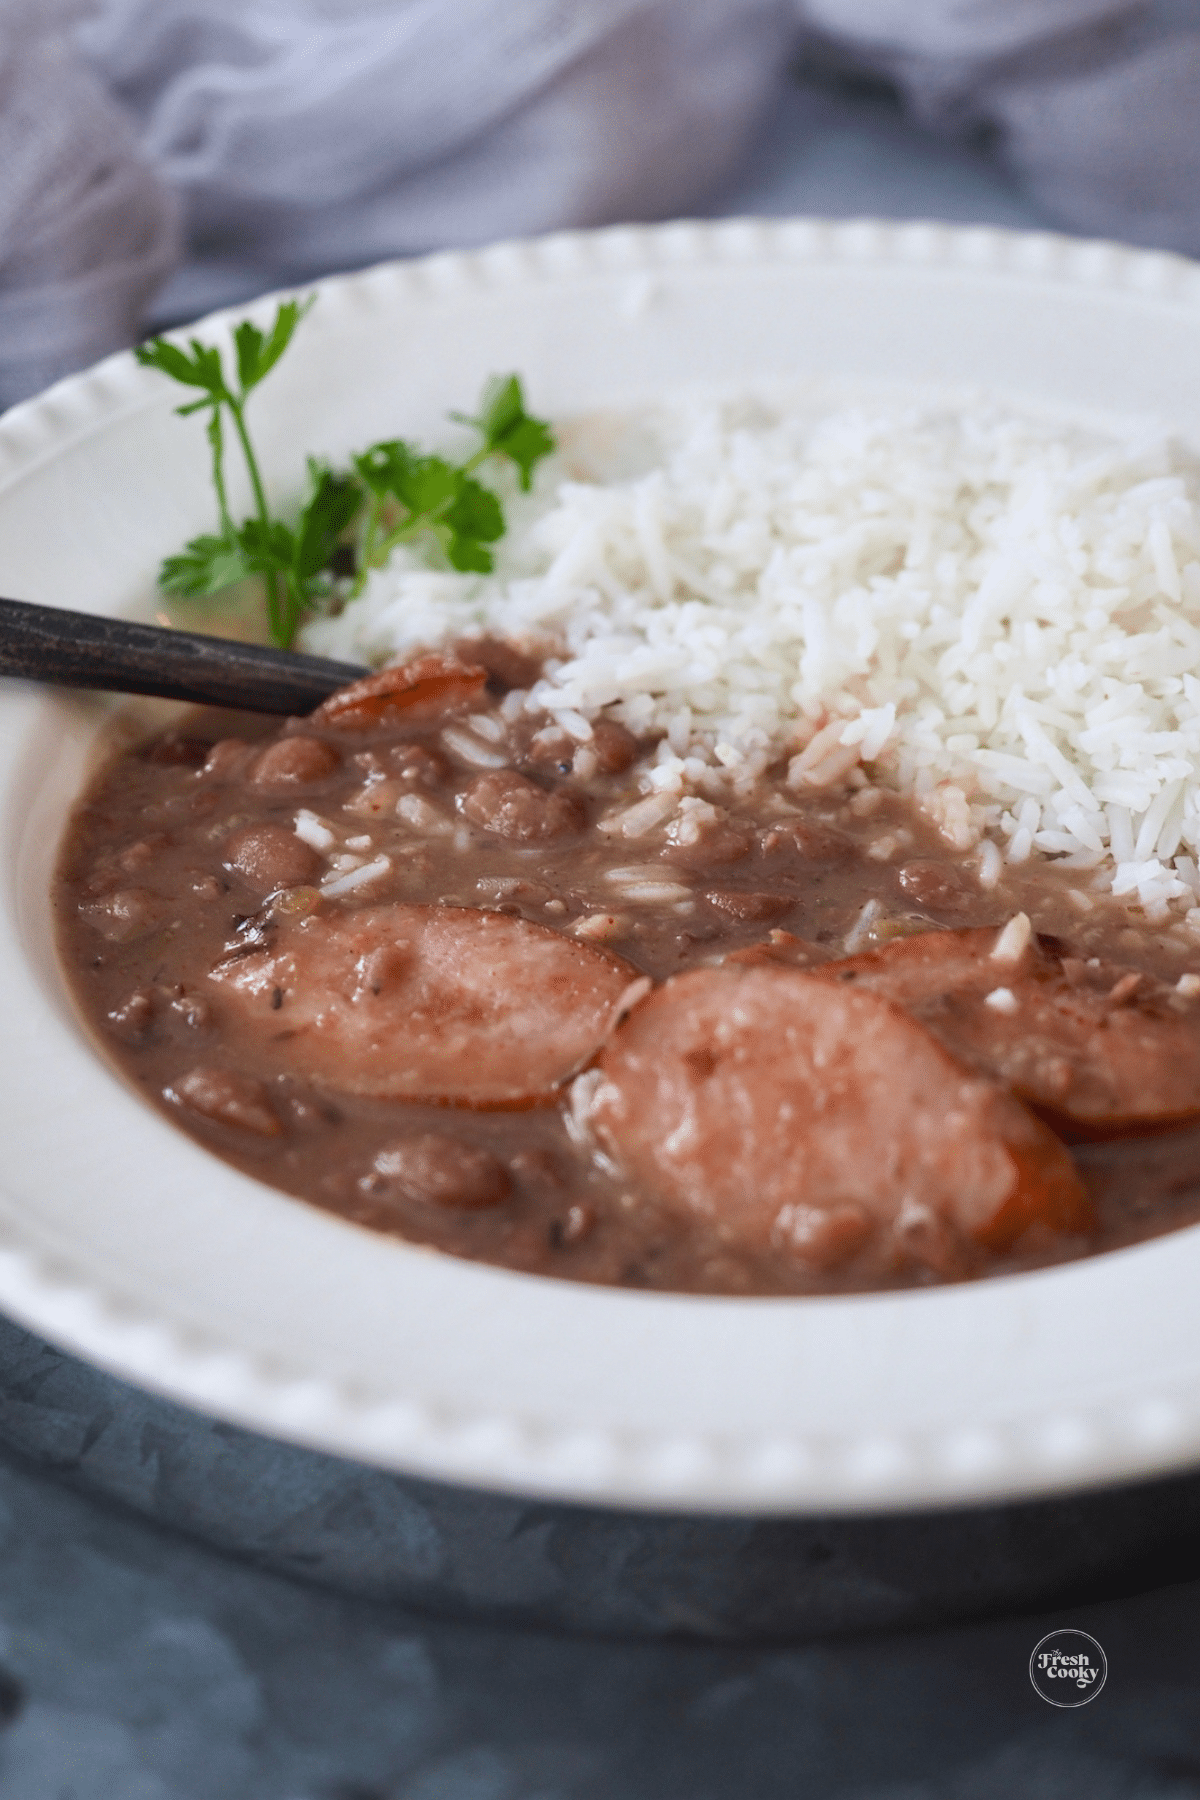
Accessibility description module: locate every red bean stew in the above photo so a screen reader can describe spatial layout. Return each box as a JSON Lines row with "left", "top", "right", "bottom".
{"left": 54, "top": 643, "right": 1200, "bottom": 1295}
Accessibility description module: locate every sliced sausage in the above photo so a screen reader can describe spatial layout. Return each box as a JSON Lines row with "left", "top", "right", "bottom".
{"left": 588, "top": 965, "right": 1088, "bottom": 1262}
{"left": 724, "top": 929, "right": 829, "bottom": 970}
{"left": 815, "top": 924, "right": 1200, "bottom": 1136}
{"left": 210, "top": 903, "right": 640, "bottom": 1106}
{"left": 309, "top": 653, "right": 487, "bottom": 730}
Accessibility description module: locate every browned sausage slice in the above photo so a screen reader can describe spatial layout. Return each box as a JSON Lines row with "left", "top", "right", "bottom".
{"left": 210, "top": 903, "right": 640, "bottom": 1106}
{"left": 309, "top": 653, "right": 487, "bottom": 730}
{"left": 814, "top": 923, "right": 1200, "bottom": 1136}
{"left": 588, "top": 965, "right": 1088, "bottom": 1260}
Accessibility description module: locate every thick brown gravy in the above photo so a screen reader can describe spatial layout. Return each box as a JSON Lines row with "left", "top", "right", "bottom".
{"left": 53, "top": 643, "right": 1200, "bottom": 1295}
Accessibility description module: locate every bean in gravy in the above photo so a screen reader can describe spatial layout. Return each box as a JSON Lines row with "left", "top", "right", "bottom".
{"left": 53, "top": 643, "right": 1200, "bottom": 1295}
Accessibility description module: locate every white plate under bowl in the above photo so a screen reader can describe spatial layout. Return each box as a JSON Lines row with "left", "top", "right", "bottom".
{"left": 4, "top": 218, "right": 1200, "bottom": 1517}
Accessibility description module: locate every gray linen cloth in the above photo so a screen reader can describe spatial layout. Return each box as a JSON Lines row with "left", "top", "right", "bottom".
{"left": 77, "top": 0, "right": 797, "bottom": 324}
{"left": 2, "top": 0, "right": 1199, "bottom": 409}
{"left": 802, "top": 0, "right": 1200, "bottom": 253}
{"left": 0, "top": 1, "right": 178, "bottom": 410}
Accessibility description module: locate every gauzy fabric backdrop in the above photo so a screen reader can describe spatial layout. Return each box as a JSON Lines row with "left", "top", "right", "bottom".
{"left": 1, "top": 0, "right": 1200, "bottom": 407}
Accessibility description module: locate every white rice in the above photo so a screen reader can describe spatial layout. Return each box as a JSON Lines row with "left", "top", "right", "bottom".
{"left": 303, "top": 397, "right": 1200, "bottom": 914}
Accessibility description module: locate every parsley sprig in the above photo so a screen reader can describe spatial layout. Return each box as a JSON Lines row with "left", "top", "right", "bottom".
{"left": 136, "top": 300, "right": 555, "bottom": 648}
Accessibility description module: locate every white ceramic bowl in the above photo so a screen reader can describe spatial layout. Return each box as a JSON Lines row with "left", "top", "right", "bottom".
{"left": 4, "top": 218, "right": 1200, "bottom": 1517}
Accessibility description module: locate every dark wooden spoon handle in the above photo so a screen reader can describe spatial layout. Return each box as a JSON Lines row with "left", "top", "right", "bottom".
{"left": 0, "top": 597, "right": 368, "bottom": 714}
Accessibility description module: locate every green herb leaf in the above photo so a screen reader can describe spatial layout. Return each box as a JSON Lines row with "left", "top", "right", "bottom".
{"left": 237, "top": 517, "right": 297, "bottom": 574}
{"left": 135, "top": 339, "right": 201, "bottom": 387}
{"left": 350, "top": 440, "right": 405, "bottom": 499}
{"left": 233, "top": 297, "right": 314, "bottom": 398}
{"left": 135, "top": 337, "right": 228, "bottom": 401}
{"left": 141, "top": 297, "right": 554, "bottom": 647}
{"left": 294, "top": 463, "right": 362, "bottom": 582}
{"left": 455, "top": 374, "right": 556, "bottom": 490}
{"left": 445, "top": 474, "right": 504, "bottom": 543}
{"left": 353, "top": 441, "right": 459, "bottom": 517}
{"left": 232, "top": 322, "right": 266, "bottom": 399}
{"left": 442, "top": 475, "right": 504, "bottom": 572}
{"left": 442, "top": 534, "right": 492, "bottom": 574}
{"left": 159, "top": 532, "right": 250, "bottom": 598}
{"left": 495, "top": 413, "right": 557, "bottom": 489}
{"left": 189, "top": 342, "right": 228, "bottom": 400}
{"left": 476, "top": 374, "right": 527, "bottom": 447}
{"left": 398, "top": 454, "right": 460, "bottom": 518}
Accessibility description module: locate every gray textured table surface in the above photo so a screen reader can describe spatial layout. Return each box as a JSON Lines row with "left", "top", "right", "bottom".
{"left": 7, "top": 72, "right": 1200, "bottom": 1800}
{"left": 0, "top": 1406, "right": 1198, "bottom": 1799}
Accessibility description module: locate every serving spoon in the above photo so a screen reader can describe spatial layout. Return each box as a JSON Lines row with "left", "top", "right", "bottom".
{"left": 0, "top": 596, "right": 369, "bottom": 715}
